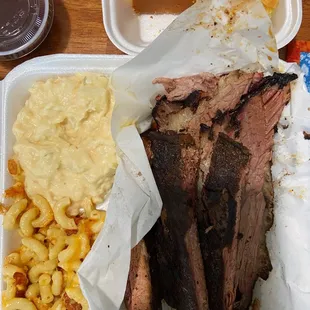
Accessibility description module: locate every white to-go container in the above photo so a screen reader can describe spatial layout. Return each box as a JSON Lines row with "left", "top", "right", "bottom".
{"left": 102, "top": 0, "right": 302, "bottom": 55}
{"left": 0, "top": 54, "right": 132, "bottom": 308}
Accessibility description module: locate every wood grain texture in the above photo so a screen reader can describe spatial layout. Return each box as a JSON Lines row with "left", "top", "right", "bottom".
{"left": 296, "top": 0, "right": 310, "bottom": 41}
{"left": 0, "top": 0, "right": 123, "bottom": 79}
{"left": 0, "top": 0, "right": 308, "bottom": 79}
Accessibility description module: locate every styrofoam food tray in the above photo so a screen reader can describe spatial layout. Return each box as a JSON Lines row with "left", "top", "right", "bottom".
{"left": 102, "top": 0, "right": 302, "bottom": 55}
{"left": 0, "top": 54, "right": 132, "bottom": 308}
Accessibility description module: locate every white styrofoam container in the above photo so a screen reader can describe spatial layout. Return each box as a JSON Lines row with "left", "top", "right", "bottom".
{"left": 0, "top": 54, "right": 132, "bottom": 308}
{"left": 102, "top": 0, "right": 302, "bottom": 55}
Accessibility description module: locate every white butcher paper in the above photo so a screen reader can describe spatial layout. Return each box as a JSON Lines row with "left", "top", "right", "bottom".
{"left": 78, "top": 0, "right": 310, "bottom": 309}
{"left": 252, "top": 63, "right": 310, "bottom": 310}
{"left": 78, "top": 125, "right": 162, "bottom": 310}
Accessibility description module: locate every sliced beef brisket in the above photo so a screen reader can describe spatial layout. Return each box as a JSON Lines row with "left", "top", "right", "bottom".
{"left": 153, "top": 72, "right": 219, "bottom": 101}
{"left": 198, "top": 133, "right": 250, "bottom": 310}
{"left": 233, "top": 80, "right": 295, "bottom": 310}
{"left": 125, "top": 240, "right": 153, "bottom": 310}
{"left": 126, "top": 71, "right": 297, "bottom": 310}
{"left": 152, "top": 71, "right": 264, "bottom": 141}
{"left": 144, "top": 132, "right": 208, "bottom": 310}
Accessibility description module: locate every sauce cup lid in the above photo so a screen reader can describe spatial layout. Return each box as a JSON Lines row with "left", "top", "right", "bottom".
{"left": 0, "top": 0, "right": 54, "bottom": 60}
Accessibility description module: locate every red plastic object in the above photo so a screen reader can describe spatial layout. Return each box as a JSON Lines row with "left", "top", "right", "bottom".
{"left": 287, "top": 40, "right": 310, "bottom": 63}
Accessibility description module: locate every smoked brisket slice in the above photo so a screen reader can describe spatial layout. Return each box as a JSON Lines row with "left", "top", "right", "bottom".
{"left": 125, "top": 240, "right": 153, "bottom": 310}
{"left": 127, "top": 71, "right": 298, "bottom": 310}
{"left": 197, "top": 133, "right": 250, "bottom": 310}
{"left": 232, "top": 77, "right": 296, "bottom": 310}
{"left": 198, "top": 73, "right": 297, "bottom": 310}
{"left": 152, "top": 71, "right": 263, "bottom": 140}
{"left": 153, "top": 72, "right": 219, "bottom": 101}
{"left": 144, "top": 131, "right": 208, "bottom": 310}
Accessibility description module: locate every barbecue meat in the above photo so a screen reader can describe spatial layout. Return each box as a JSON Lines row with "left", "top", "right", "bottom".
{"left": 144, "top": 132, "right": 208, "bottom": 310}
{"left": 198, "top": 133, "right": 250, "bottom": 310}
{"left": 126, "top": 71, "right": 297, "bottom": 310}
{"left": 198, "top": 73, "right": 297, "bottom": 310}
{"left": 153, "top": 72, "right": 219, "bottom": 101}
{"left": 232, "top": 77, "right": 295, "bottom": 310}
{"left": 125, "top": 240, "right": 153, "bottom": 310}
{"left": 152, "top": 71, "right": 264, "bottom": 140}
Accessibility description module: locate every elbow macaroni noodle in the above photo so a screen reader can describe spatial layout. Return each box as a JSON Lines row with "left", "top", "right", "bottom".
{"left": 31, "top": 195, "right": 54, "bottom": 228}
{"left": 51, "top": 271, "right": 63, "bottom": 297}
{"left": 21, "top": 238, "right": 49, "bottom": 262}
{"left": 3, "top": 199, "right": 28, "bottom": 230}
{"left": 5, "top": 298, "right": 37, "bottom": 310}
{"left": 39, "top": 274, "right": 54, "bottom": 304}
{"left": 28, "top": 259, "right": 58, "bottom": 284}
{"left": 25, "top": 284, "right": 40, "bottom": 300}
{"left": 4, "top": 253, "right": 22, "bottom": 267}
{"left": 2, "top": 159, "right": 107, "bottom": 310}
{"left": 3, "top": 264, "right": 26, "bottom": 279}
{"left": 20, "top": 208, "right": 39, "bottom": 237}
{"left": 54, "top": 197, "right": 77, "bottom": 230}
{"left": 3, "top": 279, "right": 17, "bottom": 301}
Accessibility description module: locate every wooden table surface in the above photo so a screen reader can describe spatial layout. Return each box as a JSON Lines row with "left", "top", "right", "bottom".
{"left": 0, "top": 0, "right": 309, "bottom": 79}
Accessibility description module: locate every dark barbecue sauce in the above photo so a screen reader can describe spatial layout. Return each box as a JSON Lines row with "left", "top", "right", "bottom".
{"left": 133, "top": 0, "right": 196, "bottom": 14}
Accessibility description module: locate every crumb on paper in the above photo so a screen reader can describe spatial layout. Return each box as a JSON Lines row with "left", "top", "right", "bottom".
{"left": 288, "top": 186, "right": 306, "bottom": 200}
{"left": 252, "top": 298, "right": 261, "bottom": 310}
{"left": 303, "top": 131, "right": 310, "bottom": 140}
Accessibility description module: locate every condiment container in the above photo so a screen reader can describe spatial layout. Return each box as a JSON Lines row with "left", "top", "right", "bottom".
{"left": 0, "top": 0, "right": 54, "bottom": 61}
{"left": 102, "top": 0, "right": 302, "bottom": 55}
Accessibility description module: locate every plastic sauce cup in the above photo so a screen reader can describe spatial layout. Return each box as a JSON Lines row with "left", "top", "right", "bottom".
{"left": 0, "top": 0, "right": 54, "bottom": 61}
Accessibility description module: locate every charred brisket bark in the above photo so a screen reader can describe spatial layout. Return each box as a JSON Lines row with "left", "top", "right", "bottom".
{"left": 152, "top": 71, "right": 264, "bottom": 141}
{"left": 144, "top": 132, "right": 208, "bottom": 310}
{"left": 198, "top": 133, "right": 250, "bottom": 310}
{"left": 126, "top": 71, "right": 298, "bottom": 310}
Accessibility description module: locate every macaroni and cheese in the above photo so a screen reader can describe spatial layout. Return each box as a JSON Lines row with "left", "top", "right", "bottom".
{"left": 12, "top": 73, "right": 117, "bottom": 215}
{"left": 1, "top": 159, "right": 107, "bottom": 309}
{"left": 2, "top": 73, "right": 114, "bottom": 309}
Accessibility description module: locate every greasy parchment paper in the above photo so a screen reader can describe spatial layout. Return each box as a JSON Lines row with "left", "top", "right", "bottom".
{"left": 253, "top": 63, "right": 310, "bottom": 310}
{"left": 78, "top": 0, "right": 310, "bottom": 309}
